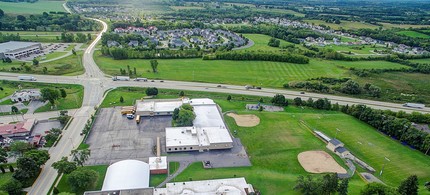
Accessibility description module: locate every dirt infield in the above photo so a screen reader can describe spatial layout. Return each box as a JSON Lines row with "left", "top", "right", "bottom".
{"left": 298, "top": 151, "right": 347, "bottom": 174}
{"left": 227, "top": 113, "right": 260, "bottom": 127}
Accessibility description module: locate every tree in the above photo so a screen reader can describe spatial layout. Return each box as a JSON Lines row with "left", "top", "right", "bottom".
{"left": 13, "top": 156, "right": 39, "bottom": 182}
{"left": 32, "top": 59, "right": 39, "bottom": 66}
{"left": 0, "top": 9, "right": 4, "bottom": 18}
{"left": 361, "top": 183, "right": 399, "bottom": 195}
{"left": 227, "top": 95, "right": 232, "bottom": 101}
{"left": 179, "top": 91, "right": 185, "bottom": 97}
{"left": 181, "top": 104, "right": 193, "bottom": 111}
{"left": 150, "top": 59, "right": 158, "bottom": 73}
{"left": 24, "top": 150, "right": 50, "bottom": 167}
{"left": 0, "top": 148, "right": 7, "bottom": 163}
{"left": 43, "top": 67, "right": 48, "bottom": 74}
{"left": 71, "top": 149, "right": 91, "bottom": 166}
{"left": 271, "top": 94, "right": 288, "bottom": 106}
{"left": 268, "top": 37, "right": 281, "bottom": 47}
{"left": 11, "top": 106, "right": 18, "bottom": 114}
{"left": 145, "top": 87, "right": 158, "bottom": 96}
{"left": 16, "top": 15, "right": 26, "bottom": 21}
{"left": 294, "top": 175, "right": 321, "bottom": 195}
{"left": 9, "top": 165, "right": 14, "bottom": 172}
{"left": 10, "top": 141, "right": 33, "bottom": 156}
{"left": 341, "top": 80, "right": 361, "bottom": 94}
{"left": 321, "top": 173, "right": 338, "bottom": 195}
{"left": 41, "top": 88, "right": 60, "bottom": 106}
{"left": 59, "top": 89, "right": 67, "bottom": 98}
{"left": 259, "top": 98, "right": 264, "bottom": 103}
{"left": 369, "top": 85, "right": 381, "bottom": 98}
{"left": 0, "top": 179, "right": 22, "bottom": 195}
{"left": 67, "top": 168, "right": 98, "bottom": 192}
{"left": 52, "top": 157, "right": 77, "bottom": 174}
{"left": 258, "top": 105, "right": 264, "bottom": 112}
{"left": 398, "top": 175, "right": 418, "bottom": 195}
{"left": 175, "top": 109, "right": 196, "bottom": 127}
{"left": 119, "top": 96, "right": 124, "bottom": 103}
{"left": 0, "top": 166, "right": 5, "bottom": 174}
{"left": 293, "top": 97, "right": 303, "bottom": 106}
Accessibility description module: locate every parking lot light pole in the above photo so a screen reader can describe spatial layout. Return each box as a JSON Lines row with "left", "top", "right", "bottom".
{"left": 379, "top": 157, "right": 391, "bottom": 176}
{"left": 335, "top": 128, "right": 341, "bottom": 139}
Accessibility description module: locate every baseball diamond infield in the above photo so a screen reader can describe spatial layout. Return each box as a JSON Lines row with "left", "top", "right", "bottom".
{"left": 227, "top": 113, "right": 260, "bottom": 127}
{"left": 298, "top": 150, "right": 347, "bottom": 174}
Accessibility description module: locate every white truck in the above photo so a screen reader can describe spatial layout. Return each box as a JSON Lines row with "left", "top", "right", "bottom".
{"left": 403, "top": 103, "right": 425, "bottom": 109}
{"left": 112, "top": 76, "right": 130, "bottom": 81}
{"left": 18, "top": 76, "right": 37, "bottom": 81}
{"left": 134, "top": 77, "right": 148, "bottom": 82}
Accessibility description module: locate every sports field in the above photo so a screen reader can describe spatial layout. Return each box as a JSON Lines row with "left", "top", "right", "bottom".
{"left": 101, "top": 87, "right": 430, "bottom": 194}
{"left": 396, "top": 31, "right": 430, "bottom": 38}
{"left": 95, "top": 52, "right": 408, "bottom": 88}
{"left": 0, "top": 0, "right": 65, "bottom": 14}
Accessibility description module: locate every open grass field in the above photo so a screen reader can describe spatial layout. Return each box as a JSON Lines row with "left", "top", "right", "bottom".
{"left": 322, "top": 44, "right": 388, "bottom": 55}
{"left": 253, "top": 8, "right": 305, "bottom": 17}
{"left": 396, "top": 31, "right": 430, "bottom": 38}
{"left": 381, "top": 23, "right": 430, "bottom": 29}
{"left": 34, "top": 84, "right": 83, "bottom": 113}
{"left": 0, "top": 51, "right": 84, "bottom": 76}
{"left": 0, "top": 0, "right": 65, "bottom": 15}
{"left": 36, "top": 51, "right": 68, "bottom": 61}
{"left": 102, "top": 87, "right": 430, "bottom": 194}
{"left": 409, "top": 58, "right": 430, "bottom": 64}
{"left": 95, "top": 52, "right": 408, "bottom": 88}
{"left": 56, "top": 165, "right": 108, "bottom": 195}
{"left": 170, "top": 6, "right": 204, "bottom": 10}
{"left": 305, "top": 20, "right": 379, "bottom": 30}
{"left": 242, "top": 34, "right": 295, "bottom": 52}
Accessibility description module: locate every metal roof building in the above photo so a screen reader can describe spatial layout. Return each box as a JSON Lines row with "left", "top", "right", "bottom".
{"left": 102, "top": 160, "right": 150, "bottom": 191}
{"left": 0, "top": 41, "right": 42, "bottom": 59}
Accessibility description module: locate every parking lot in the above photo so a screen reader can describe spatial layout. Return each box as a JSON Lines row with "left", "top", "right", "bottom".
{"left": 85, "top": 108, "right": 170, "bottom": 165}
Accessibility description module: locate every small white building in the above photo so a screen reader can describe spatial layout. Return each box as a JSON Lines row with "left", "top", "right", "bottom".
{"left": 149, "top": 156, "right": 168, "bottom": 174}
{"left": 101, "top": 160, "right": 150, "bottom": 191}
{"left": 10, "top": 90, "right": 41, "bottom": 102}
{"left": 135, "top": 99, "right": 183, "bottom": 116}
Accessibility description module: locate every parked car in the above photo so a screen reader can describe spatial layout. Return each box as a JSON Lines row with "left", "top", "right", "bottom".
{"left": 126, "top": 114, "right": 135, "bottom": 119}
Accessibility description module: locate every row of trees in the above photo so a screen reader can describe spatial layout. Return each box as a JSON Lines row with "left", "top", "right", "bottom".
{"left": 294, "top": 173, "right": 349, "bottom": 195}
{"left": 291, "top": 96, "right": 430, "bottom": 155}
{"left": 100, "top": 46, "right": 203, "bottom": 60}
{"left": 60, "top": 32, "right": 92, "bottom": 43}
{"left": 205, "top": 51, "right": 309, "bottom": 64}
{"left": 41, "top": 87, "right": 67, "bottom": 107}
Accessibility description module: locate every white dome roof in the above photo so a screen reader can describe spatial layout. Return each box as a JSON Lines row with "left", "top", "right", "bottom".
{"left": 102, "top": 160, "right": 150, "bottom": 191}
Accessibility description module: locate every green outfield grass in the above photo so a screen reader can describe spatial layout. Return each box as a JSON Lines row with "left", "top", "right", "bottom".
{"left": 56, "top": 165, "right": 108, "bottom": 195}
{"left": 305, "top": 20, "right": 379, "bottom": 30}
{"left": 95, "top": 52, "right": 408, "bottom": 88}
{"left": 396, "top": 31, "right": 430, "bottom": 38}
{"left": 0, "top": 51, "right": 84, "bottom": 75}
{"left": 34, "top": 84, "right": 83, "bottom": 113}
{"left": 0, "top": 0, "right": 65, "bottom": 14}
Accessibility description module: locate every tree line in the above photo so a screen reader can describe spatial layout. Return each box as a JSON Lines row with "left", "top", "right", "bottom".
{"left": 204, "top": 51, "right": 310, "bottom": 64}
{"left": 100, "top": 46, "right": 203, "bottom": 60}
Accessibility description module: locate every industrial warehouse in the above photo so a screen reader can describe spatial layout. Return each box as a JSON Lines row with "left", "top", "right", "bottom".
{"left": 135, "top": 98, "right": 234, "bottom": 152}
{"left": 0, "top": 41, "right": 42, "bottom": 59}
{"left": 84, "top": 159, "right": 255, "bottom": 195}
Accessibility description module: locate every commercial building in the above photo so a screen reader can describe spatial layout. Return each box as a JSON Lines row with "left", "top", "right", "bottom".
{"left": 10, "top": 90, "right": 41, "bottom": 102}
{"left": 135, "top": 99, "right": 183, "bottom": 117}
{"left": 0, "top": 41, "right": 42, "bottom": 59}
{"left": 0, "top": 119, "right": 36, "bottom": 137}
{"left": 86, "top": 159, "right": 255, "bottom": 195}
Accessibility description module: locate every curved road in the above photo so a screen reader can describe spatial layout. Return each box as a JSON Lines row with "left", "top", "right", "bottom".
{"left": 0, "top": 15, "right": 425, "bottom": 195}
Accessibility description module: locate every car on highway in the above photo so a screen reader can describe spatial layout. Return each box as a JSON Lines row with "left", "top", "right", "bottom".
{"left": 300, "top": 91, "right": 305, "bottom": 94}
{"left": 160, "top": 80, "right": 164, "bottom": 82}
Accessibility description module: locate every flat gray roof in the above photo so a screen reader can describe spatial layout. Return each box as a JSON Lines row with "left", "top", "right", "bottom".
{"left": 0, "top": 41, "right": 40, "bottom": 53}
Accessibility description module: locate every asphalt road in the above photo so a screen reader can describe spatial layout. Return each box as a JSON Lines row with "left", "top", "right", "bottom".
{"left": 0, "top": 12, "right": 426, "bottom": 195}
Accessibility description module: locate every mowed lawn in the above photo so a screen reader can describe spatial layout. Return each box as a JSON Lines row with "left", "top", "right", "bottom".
{"left": 35, "top": 84, "right": 83, "bottom": 113}
{"left": 409, "top": 58, "right": 430, "bottom": 64}
{"left": 322, "top": 44, "right": 389, "bottom": 55}
{"left": 57, "top": 165, "right": 108, "bottom": 195}
{"left": 0, "top": 0, "right": 65, "bottom": 14}
{"left": 95, "top": 52, "right": 408, "bottom": 88}
{"left": 242, "top": 34, "right": 296, "bottom": 52}
{"left": 303, "top": 113, "right": 430, "bottom": 193}
{"left": 396, "top": 31, "right": 430, "bottom": 38}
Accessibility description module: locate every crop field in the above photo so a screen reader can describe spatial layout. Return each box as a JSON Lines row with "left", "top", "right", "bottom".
{"left": 0, "top": 51, "right": 84, "bottom": 76}
{"left": 0, "top": 0, "right": 65, "bottom": 14}
{"left": 396, "top": 31, "right": 430, "bottom": 38}
{"left": 95, "top": 52, "right": 407, "bottom": 88}
{"left": 102, "top": 88, "right": 430, "bottom": 194}
{"left": 304, "top": 20, "right": 379, "bottom": 30}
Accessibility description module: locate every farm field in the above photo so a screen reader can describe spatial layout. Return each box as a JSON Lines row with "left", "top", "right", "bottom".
{"left": 36, "top": 51, "right": 68, "bottom": 61}
{"left": 396, "top": 31, "right": 430, "bottom": 38}
{"left": 102, "top": 87, "right": 430, "bottom": 194}
{"left": 0, "top": 51, "right": 84, "bottom": 76}
{"left": 304, "top": 20, "right": 379, "bottom": 30}
{"left": 95, "top": 52, "right": 407, "bottom": 88}
{"left": 0, "top": 0, "right": 65, "bottom": 14}
{"left": 380, "top": 22, "right": 430, "bottom": 29}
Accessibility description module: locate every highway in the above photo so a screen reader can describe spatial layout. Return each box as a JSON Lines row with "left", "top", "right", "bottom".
{"left": 0, "top": 14, "right": 427, "bottom": 195}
